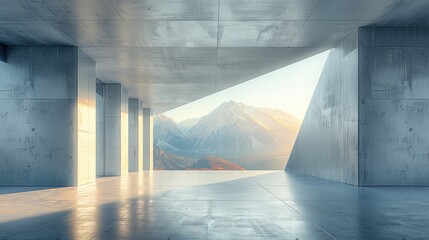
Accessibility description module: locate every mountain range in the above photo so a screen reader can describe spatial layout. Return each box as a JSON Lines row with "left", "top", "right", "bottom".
{"left": 154, "top": 101, "right": 301, "bottom": 170}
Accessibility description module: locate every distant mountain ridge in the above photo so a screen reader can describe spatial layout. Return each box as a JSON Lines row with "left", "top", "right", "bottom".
{"left": 177, "top": 118, "right": 200, "bottom": 134}
{"left": 154, "top": 114, "right": 187, "bottom": 152}
{"left": 154, "top": 101, "right": 301, "bottom": 170}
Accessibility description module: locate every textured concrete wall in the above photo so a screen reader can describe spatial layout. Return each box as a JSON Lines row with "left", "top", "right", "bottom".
{"left": 128, "top": 99, "right": 143, "bottom": 172}
{"left": 105, "top": 84, "right": 129, "bottom": 176}
{"left": 287, "top": 32, "right": 359, "bottom": 185}
{"left": 143, "top": 108, "right": 153, "bottom": 171}
{"left": 96, "top": 80, "right": 106, "bottom": 177}
{"left": 359, "top": 28, "right": 429, "bottom": 186}
{"left": 0, "top": 47, "right": 95, "bottom": 186}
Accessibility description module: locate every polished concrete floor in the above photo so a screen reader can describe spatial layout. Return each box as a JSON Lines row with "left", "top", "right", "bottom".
{"left": 1, "top": 171, "right": 429, "bottom": 240}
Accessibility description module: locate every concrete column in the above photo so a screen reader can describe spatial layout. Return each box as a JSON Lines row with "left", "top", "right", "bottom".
{"left": 76, "top": 49, "right": 97, "bottom": 185}
{"left": 143, "top": 108, "right": 153, "bottom": 171}
{"left": 105, "top": 84, "right": 129, "bottom": 176}
{"left": 358, "top": 27, "right": 429, "bottom": 186}
{"left": 0, "top": 43, "right": 6, "bottom": 63}
{"left": 138, "top": 102, "right": 143, "bottom": 172}
{"left": 128, "top": 99, "right": 143, "bottom": 172}
{"left": 96, "top": 80, "right": 106, "bottom": 177}
{"left": 0, "top": 47, "right": 96, "bottom": 186}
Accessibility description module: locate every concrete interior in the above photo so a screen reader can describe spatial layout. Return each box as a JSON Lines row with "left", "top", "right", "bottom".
{"left": 1, "top": 0, "right": 429, "bottom": 112}
{"left": 1, "top": 1, "right": 429, "bottom": 239}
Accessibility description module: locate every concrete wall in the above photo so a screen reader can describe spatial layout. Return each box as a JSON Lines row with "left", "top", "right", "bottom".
{"left": 96, "top": 80, "right": 106, "bottom": 177}
{"left": 143, "top": 108, "right": 153, "bottom": 171}
{"left": 358, "top": 28, "right": 429, "bottom": 186}
{"left": 287, "top": 32, "right": 359, "bottom": 185}
{"left": 105, "top": 84, "right": 129, "bottom": 176}
{"left": 128, "top": 99, "right": 143, "bottom": 172}
{"left": 0, "top": 47, "right": 96, "bottom": 186}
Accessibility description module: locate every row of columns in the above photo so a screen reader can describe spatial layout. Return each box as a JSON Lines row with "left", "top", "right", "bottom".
{"left": 99, "top": 83, "right": 153, "bottom": 177}
{"left": 0, "top": 46, "right": 153, "bottom": 186}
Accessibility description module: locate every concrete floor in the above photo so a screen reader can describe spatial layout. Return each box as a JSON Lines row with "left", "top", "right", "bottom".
{"left": 0, "top": 171, "right": 429, "bottom": 240}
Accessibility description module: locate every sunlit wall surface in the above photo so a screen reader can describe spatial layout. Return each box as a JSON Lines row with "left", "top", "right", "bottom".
{"left": 154, "top": 51, "right": 330, "bottom": 170}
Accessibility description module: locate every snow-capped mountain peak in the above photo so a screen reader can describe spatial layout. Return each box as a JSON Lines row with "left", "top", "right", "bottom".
{"left": 154, "top": 101, "right": 301, "bottom": 170}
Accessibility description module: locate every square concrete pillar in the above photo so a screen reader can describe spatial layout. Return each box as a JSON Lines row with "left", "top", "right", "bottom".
{"left": 105, "top": 84, "right": 129, "bottom": 176}
{"left": 143, "top": 108, "right": 153, "bottom": 171}
{"left": 358, "top": 27, "right": 429, "bottom": 186}
{"left": 76, "top": 49, "right": 97, "bottom": 185}
{"left": 0, "top": 47, "right": 96, "bottom": 186}
{"left": 96, "top": 80, "right": 106, "bottom": 177}
{"left": 0, "top": 43, "right": 6, "bottom": 62}
{"left": 128, "top": 99, "right": 143, "bottom": 172}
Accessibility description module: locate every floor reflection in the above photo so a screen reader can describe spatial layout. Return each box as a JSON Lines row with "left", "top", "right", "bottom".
{"left": 1, "top": 171, "right": 429, "bottom": 239}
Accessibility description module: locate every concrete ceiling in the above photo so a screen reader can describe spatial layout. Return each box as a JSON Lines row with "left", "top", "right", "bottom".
{"left": 1, "top": 0, "right": 429, "bottom": 113}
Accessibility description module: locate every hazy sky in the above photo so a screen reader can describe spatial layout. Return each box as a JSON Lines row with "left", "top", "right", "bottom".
{"left": 163, "top": 50, "right": 330, "bottom": 123}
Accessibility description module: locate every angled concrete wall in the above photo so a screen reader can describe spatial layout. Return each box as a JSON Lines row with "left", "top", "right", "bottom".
{"left": 105, "top": 84, "right": 129, "bottom": 176}
{"left": 288, "top": 28, "right": 429, "bottom": 186}
{"left": 128, "top": 99, "right": 143, "bottom": 172}
{"left": 358, "top": 28, "right": 429, "bottom": 186}
{"left": 0, "top": 47, "right": 96, "bottom": 186}
{"left": 287, "top": 32, "right": 359, "bottom": 185}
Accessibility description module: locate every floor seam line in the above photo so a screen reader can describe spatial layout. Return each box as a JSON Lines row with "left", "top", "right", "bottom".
{"left": 247, "top": 176, "right": 338, "bottom": 240}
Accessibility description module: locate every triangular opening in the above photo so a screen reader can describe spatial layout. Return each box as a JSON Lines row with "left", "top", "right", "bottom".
{"left": 154, "top": 50, "right": 330, "bottom": 170}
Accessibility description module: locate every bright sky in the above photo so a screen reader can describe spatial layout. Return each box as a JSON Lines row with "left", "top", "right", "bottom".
{"left": 163, "top": 50, "right": 330, "bottom": 123}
